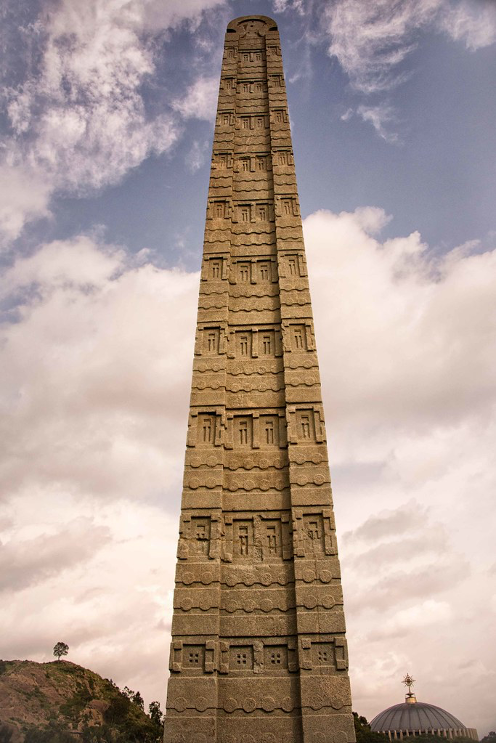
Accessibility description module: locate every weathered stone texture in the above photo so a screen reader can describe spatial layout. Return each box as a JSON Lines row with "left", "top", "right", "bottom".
{"left": 164, "top": 15, "right": 355, "bottom": 743}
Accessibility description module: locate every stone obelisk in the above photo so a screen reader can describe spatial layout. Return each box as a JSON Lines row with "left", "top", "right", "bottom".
{"left": 164, "top": 15, "right": 355, "bottom": 743}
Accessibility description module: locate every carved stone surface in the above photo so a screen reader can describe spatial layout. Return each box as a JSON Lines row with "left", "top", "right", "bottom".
{"left": 164, "top": 15, "right": 355, "bottom": 743}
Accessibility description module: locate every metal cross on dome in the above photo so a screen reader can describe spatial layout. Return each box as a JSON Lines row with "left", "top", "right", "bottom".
{"left": 403, "top": 673, "right": 416, "bottom": 693}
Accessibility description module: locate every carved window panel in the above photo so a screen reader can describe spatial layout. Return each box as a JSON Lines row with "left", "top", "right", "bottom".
{"left": 292, "top": 325, "right": 306, "bottom": 350}
{"left": 210, "top": 259, "right": 222, "bottom": 279}
{"left": 257, "top": 204, "right": 268, "bottom": 221}
{"left": 260, "top": 331, "right": 274, "bottom": 355}
{"left": 233, "top": 520, "right": 253, "bottom": 557}
{"left": 273, "top": 109, "right": 287, "bottom": 123}
{"left": 183, "top": 644, "right": 205, "bottom": 669}
{"left": 241, "top": 116, "right": 250, "bottom": 129}
{"left": 258, "top": 202, "right": 272, "bottom": 221}
{"left": 198, "top": 414, "right": 217, "bottom": 445}
{"left": 234, "top": 416, "right": 252, "bottom": 447}
{"left": 239, "top": 204, "right": 251, "bottom": 223}
{"left": 312, "top": 642, "right": 334, "bottom": 668}
{"left": 303, "top": 514, "right": 325, "bottom": 555}
{"left": 255, "top": 116, "right": 265, "bottom": 129}
{"left": 236, "top": 330, "right": 252, "bottom": 357}
{"left": 264, "top": 645, "right": 288, "bottom": 668}
{"left": 239, "top": 50, "right": 264, "bottom": 62}
{"left": 261, "top": 414, "right": 278, "bottom": 445}
{"left": 288, "top": 256, "right": 298, "bottom": 275}
{"left": 216, "top": 153, "right": 228, "bottom": 169}
{"left": 240, "top": 157, "right": 250, "bottom": 172}
{"left": 259, "top": 262, "right": 270, "bottom": 281}
{"left": 282, "top": 198, "right": 293, "bottom": 216}
{"left": 283, "top": 253, "right": 306, "bottom": 278}
{"left": 297, "top": 410, "right": 314, "bottom": 441}
{"left": 263, "top": 519, "right": 282, "bottom": 556}
{"left": 256, "top": 155, "right": 267, "bottom": 170}
{"left": 237, "top": 262, "right": 250, "bottom": 282}
{"left": 229, "top": 646, "right": 253, "bottom": 670}
{"left": 287, "top": 406, "right": 323, "bottom": 445}
{"left": 254, "top": 82, "right": 263, "bottom": 92}
{"left": 212, "top": 200, "right": 227, "bottom": 219}
{"left": 204, "top": 327, "right": 220, "bottom": 354}
{"left": 190, "top": 517, "right": 211, "bottom": 556}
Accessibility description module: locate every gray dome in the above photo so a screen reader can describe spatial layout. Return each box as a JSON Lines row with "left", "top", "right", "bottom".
{"left": 370, "top": 702, "right": 465, "bottom": 733}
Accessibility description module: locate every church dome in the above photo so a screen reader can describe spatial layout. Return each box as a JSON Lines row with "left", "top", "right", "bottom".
{"left": 370, "top": 675, "right": 478, "bottom": 741}
{"left": 370, "top": 701, "right": 465, "bottom": 732}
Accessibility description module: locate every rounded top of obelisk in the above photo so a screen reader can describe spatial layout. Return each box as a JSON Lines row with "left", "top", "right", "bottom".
{"left": 226, "top": 15, "right": 278, "bottom": 35}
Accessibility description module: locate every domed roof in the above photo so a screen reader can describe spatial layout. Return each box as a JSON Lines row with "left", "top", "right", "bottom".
{"left": 370, "top": 701, "right": 465, "bottom": 733}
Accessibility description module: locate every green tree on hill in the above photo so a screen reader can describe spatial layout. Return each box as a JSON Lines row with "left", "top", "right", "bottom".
{"left": 148, "top": 701, "right": 164, "bottom": 726}
{"left": 53, "top": 642, "right": 69, "bottom": 661}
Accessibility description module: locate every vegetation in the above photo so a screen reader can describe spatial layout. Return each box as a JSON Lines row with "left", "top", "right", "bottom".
{"left": 0, "top": 660, "right": 12, "bottom": 675}
{"left": 354, "top": 713, "right": 390, "bottom": 743}
{"left": 0, "top": 659, "right": 164, "bottom": 743}
{"left": 53, "top": 642, "right": 69, "bottom": 661}
{"left": 25, "top": 723, "right": 75, "bottom": 743}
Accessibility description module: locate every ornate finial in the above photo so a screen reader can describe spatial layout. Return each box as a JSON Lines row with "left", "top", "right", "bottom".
{"left": 403, "top": 673, "right": 417, "bottom": 704}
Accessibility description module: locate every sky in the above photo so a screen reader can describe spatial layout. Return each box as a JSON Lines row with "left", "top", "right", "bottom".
{"left": 0, "top": 0, "right": 495, "bottom": 734}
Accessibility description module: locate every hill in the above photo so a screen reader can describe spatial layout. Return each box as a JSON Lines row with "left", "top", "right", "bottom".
{"left": 0, "top": 659, "right": 162, "bottom": 743}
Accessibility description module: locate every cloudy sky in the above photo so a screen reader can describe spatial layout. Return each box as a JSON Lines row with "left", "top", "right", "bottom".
{"left": 0, "top": 0, "right": 495, "bottom": 733}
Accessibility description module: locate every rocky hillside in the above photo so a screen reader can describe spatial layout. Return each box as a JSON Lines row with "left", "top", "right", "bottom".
{"left": 0, "top": 660, "right": 162, "bottom": 743}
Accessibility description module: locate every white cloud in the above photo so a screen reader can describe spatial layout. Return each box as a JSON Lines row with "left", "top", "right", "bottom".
{"left": 6, "top": 0, "right": 179, "bottom": 193}
{"left": 185, "top": 139, "right": 209, "bottom": 172}
{"left": 304, "top": 208, "right": 495, "bottom": 435}
{"left": 172, "top": 75, "right": 219, "bottom": 121}
{"left": 0, "top": 516, "right": 111, "bottom": 592}
{"left": 357, "top": 104, "right": 399, "bottom": 142}
{"left": 439, "top": 0, "right": 497, "bottom": 50}
{"left": 0, "top": 236, "right": 198, "bottom": 504}
{"left": 0, "top": 165, "right": 52, "bottom": 245}
{"left": 325, "top": 0, "right": 495, "bottom": 94}
{"left": 272, "top": 0, "right": 305, "bottom": 15}
{"left": 380, "top": 599, "right": 453, "bottom": 634}
{"left": 0, "top": 236, "right": 123, "bottom": 296}
{"left": 352, "top": 205, "right": 393, "bottom": 235}
{"left": 1, "top": 0, "right": 227, "bottom": 243}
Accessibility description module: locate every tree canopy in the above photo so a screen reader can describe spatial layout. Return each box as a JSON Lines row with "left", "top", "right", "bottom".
{"left": 53, "top": 642, "right": 69, "bottom": 661}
